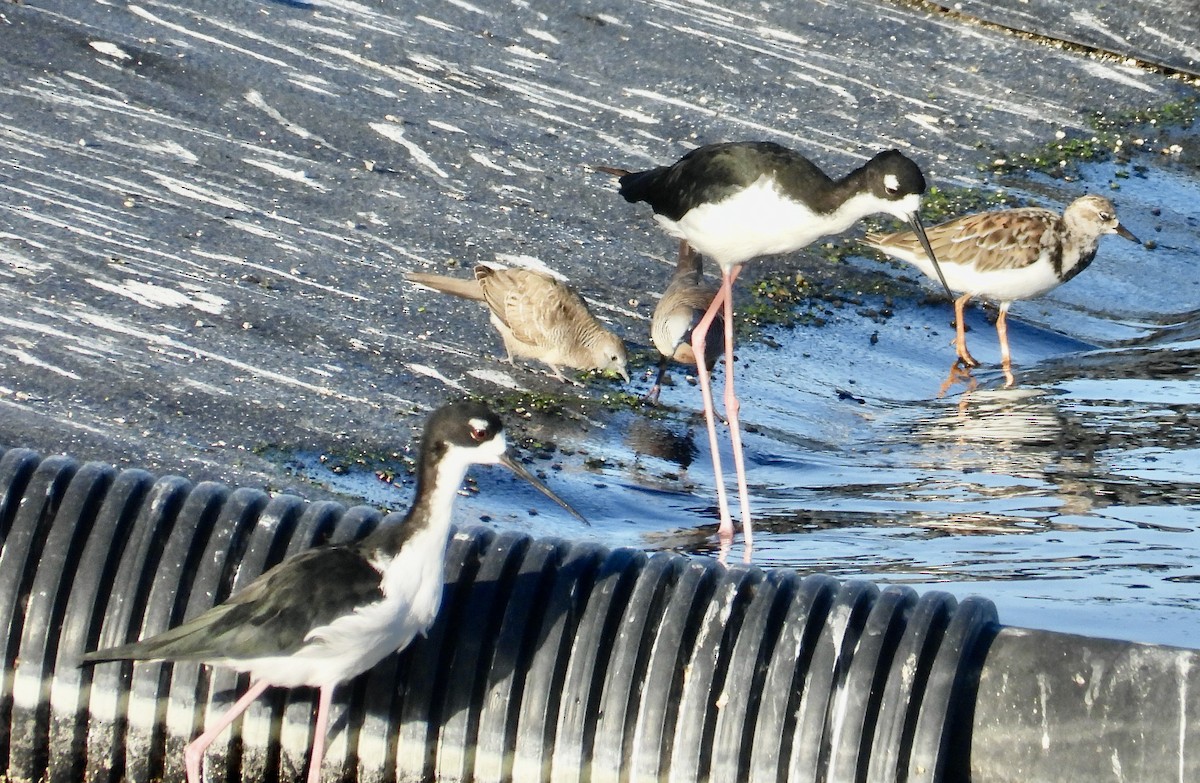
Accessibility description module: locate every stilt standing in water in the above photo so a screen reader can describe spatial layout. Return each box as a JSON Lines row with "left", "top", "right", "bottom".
{"left": 602, "top": 142, "right": 947, "bottom": 554}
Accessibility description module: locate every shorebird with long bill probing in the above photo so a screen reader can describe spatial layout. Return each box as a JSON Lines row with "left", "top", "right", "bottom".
{"left": 646, "top": 240, "right": 723, "bottom": 403}
{"left": 865, "top": 194, "right": 1140, "bottom": 386}
{"left": 601, "top": 141, "right": 948, "bottom": 555}
{"left": 81, "top": 401, "right": 585, "bottom": 783}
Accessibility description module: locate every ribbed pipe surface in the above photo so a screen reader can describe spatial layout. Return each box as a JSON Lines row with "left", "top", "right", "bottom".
{"left": 0, "top": 449, "right": 996, "bottom": 783}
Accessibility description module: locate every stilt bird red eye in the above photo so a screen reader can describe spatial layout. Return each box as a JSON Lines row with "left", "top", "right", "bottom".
{"left": 467, "top": 417, "right": 490, "bottom": 442}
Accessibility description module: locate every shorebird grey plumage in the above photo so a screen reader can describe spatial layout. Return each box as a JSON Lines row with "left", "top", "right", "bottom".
{"left": 603, "top": 141, "right": 946, "bottom": 551}
{"left": 407, "top": 265, "right": 630, "bottom": 383}
{"left": 646, "top": 240, "right": 723, "bottom": 403}
{"left": 81, "top": 401, "right": 585, "bottom": 783}
{"left": 864, "top": 194, "right": 1140, "bottom": 385}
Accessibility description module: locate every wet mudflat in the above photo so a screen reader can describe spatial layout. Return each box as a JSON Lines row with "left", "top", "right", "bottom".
{"left": 1, "top": 1, "right": 1198, "bottom": 648}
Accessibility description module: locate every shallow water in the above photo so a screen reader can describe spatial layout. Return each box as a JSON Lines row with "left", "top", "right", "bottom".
{"left": 296, "top": 154, "right": 1200, "bottom": 650}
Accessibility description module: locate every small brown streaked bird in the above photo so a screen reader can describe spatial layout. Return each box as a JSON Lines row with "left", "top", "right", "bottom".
{"left": 864, "top": 194, "right": 1141, "bottom": 385}
{"left": 647, "top": 240, "right": 723, "bottom": 403}
{"left": 407, "top": 264, "right": 630, "bottom": 383}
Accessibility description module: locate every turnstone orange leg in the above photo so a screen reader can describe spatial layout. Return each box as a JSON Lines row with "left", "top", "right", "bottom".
{"left": 953, "top": 293, "right": 980, "bottom": 368}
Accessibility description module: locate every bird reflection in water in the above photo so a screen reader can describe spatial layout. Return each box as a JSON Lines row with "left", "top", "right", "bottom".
{"left": 914, "top": 385, "right": 1098, "bottom": 520}
{"left": 625, "top": 416, "right": 698, "bottom": 470}
{"left": 937, "top": 358, "right": 979, "bottom": 402}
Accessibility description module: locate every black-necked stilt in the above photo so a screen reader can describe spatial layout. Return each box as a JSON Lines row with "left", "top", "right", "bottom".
{"left": 646, "top": 240, "right": 722, "bottom": 403}
{"left": 407, "top": 265, "right": 630, "bottom": 384}
{"left": 603, "top": 141, "right": 947, "bottom": 553}
{"left": 865, "top": 194, "right": 1140, "bottom": 386}
{"left": 81, "top": 400, "right": 585, "bottom": 783}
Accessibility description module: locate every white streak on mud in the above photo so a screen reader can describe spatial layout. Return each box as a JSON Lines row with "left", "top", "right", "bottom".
{"left": 525, "top": 29, "right": 561, "bottom": 44}
{"left": 127, "top": 6, "right": 292, "bottom": 68}
{"left": 370, "top": 122, "right": 450, "bottom": 178}
{"left": 408, "top": 363, "right": 465, "bottom": 390}
{"left": 492, "top": 254, "right": 568, "bottom": 281}
{"left": 429, "top": 120, "right": 467, "bottom": 134}
{"left": 86, "top": 277, "right": 228, "bottom": 314}
{"left": 1078, "top": 60, "right": 1160, "bottom": 94}
{"left": 77, "top": 310, "right": 376, "bottom": 404}
{"left": 474, "top": 67, "right": 660, "bottom": 125}
{"left": 1137, "top": 22, "right": 1200, "bottom": 62}
{"left": 0, "top": 345, "right": 81, "bottom": 380}
{"left": 243, "top": 158, "right": 326, "bottom": 190}
{"left": 89, "top": 41, "right": 132, "bottom": 61}
{"left": 245, "top": 90, "right": 327, "bottom": 143}
{"left": 144, "top": 171, "right": 255, "bottom": 213}
{"left": 470, "top": 153, "right": 515, "bottom": 175}
{"left": 190, "top": 250, "right": 370, "bottom": 301}
{"left": 467, "top": 368, "right": 524, "bottom": 390}
{"left": 624, "top": 88, "right": 847, "bottom": 155}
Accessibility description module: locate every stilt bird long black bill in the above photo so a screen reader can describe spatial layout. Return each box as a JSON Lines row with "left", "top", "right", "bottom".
{"left": 909, "top": 213, "right": 954, "bottom": 300}
{"left": 500, "top": 453, "right": 588, "bottom": 524}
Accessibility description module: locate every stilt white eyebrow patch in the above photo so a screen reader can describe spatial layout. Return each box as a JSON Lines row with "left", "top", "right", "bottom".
{"left": 884, "top": 174, "right": 900, "bottom": 192}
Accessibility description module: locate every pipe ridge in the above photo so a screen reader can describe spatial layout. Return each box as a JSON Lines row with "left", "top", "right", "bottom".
{"left": 511, "top": 540, "right": 606, "bottom": 782}
{"left": 174, "top": 487, "right": 274, "bottom": 783}
{"left": 791, "top": 579, "right": 881, "bottom": 780}
{"left": 828, "top": 585, "right": 921, "bottom": 783}
{"left": 907, "top": 596, "right": 998, "bottom": 783}
{"left": 709, "top": 567, "right": 800, "bottom": 782}
{"left": 0, "top": 449, "right": 42, "bottom": 543}
{"left": 865, "top": 591, "right": 958, "bottom": 783}
{"left": 83, "top": 474, "right": 193, "bottom": 783}
{"left": 590, "top": 551, "right": 683, "bottom": 783}
{"left": 746, "top": 573, "right": 839, "bottom": 783}
{"left": 673, "top": 564, "right": 763, "bottom": 781}
{"left": 1, "top": 455, "right": 81, "bottom": 774}
{"left": 139, "top": 482, "right": 234, "bottom": 783}
{"left": 551, "top": 545, "right": 646, "bottom": 781}
{"left": 628, "top": 557, "right": 721, "bottom": 780}
{"left": 52, "top": 467, "right": 156, "bottom": 783}
{"left": 485, "top": 535, "right": 573, "bottom": 783}
{"left": 436, "top": 528, "right": 534, "bottom": 781}
{"left": 12, "top": 461, "right": 117, "bottom": 783}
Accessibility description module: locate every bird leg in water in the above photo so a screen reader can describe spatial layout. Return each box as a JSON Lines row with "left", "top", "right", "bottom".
{"left": 691, "top": 265, "right": 752, "bottom": 557}
{"left": 953, "top": 293, "right": 979, "bottom": 368}
{"left": 996, "top": 301, "right": 1016, "bottom": 388}
{"left": 691, "top": 276, "right": 735, "bottom": 542}
{"left": 720, "top": 272, "right": 753, "bottom": 558}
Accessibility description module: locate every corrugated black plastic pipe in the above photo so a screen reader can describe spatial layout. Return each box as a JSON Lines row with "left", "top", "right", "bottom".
{"left": 0, "top": 448, "right": 1196, "bottom": 783}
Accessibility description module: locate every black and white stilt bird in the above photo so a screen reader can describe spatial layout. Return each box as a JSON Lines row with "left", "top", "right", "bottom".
{"left": 601, "top": 142, "right": 948, "bottom": 553}
{"left": 81, "top": 400, "right": 584, "bottom": 783}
